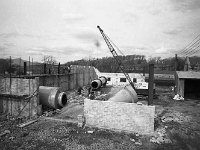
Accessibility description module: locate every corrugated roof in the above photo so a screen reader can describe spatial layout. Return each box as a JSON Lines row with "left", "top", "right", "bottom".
{"left": 176, "top": 71, "right": 200, "bottom": 79}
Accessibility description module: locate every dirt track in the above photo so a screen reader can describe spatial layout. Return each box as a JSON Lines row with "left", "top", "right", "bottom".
{"left": 1, "top": 86, "right": 200, "bottom": 150}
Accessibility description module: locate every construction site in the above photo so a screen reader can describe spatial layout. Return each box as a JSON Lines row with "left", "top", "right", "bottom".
{"left": 1, "top": 23, "right": 200, "bottom": 150}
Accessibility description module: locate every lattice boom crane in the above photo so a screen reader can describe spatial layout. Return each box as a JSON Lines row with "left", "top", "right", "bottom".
{"left": 97, "top": 25, "right": 136, "bottom": 90}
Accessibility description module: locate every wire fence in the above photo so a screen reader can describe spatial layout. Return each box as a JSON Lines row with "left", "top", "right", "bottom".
{"left": 0, "top": 56, "right": 71, "bottom": 77}
{"left": 1, "top": 55, "right": 200, "bottom": 78}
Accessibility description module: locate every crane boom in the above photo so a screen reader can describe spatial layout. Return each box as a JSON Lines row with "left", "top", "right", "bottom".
{"left": 97, "top": 26, "right": 136, "bottom": 90}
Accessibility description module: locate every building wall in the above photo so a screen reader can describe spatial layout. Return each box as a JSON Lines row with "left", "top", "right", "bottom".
{"left": 145, "top": 73, "right": 174, "bottom": 80}
{"left": 97, "top": 72, "right": 145, "bottom": 86}
{"left": 179, "top": 79, "right": 185, "bottom": 97}
{"left": 84, "top": 99, "right": 155, "bottom": 135}
{"left": 39, "top": 75, "right": 70, "bottom": 91}
{"left": 39, "top": 65, "right": 98, "bottom": 91}
{"left": 0, "top": 65, "right": 98, "bottom": 116}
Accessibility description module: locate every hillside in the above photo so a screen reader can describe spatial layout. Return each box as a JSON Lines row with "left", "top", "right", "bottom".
{"left": 65, "top": 55, "right": 200, "bottom": 73}
{"left": 12, "top": 58, "right": 40, "bottom": 66}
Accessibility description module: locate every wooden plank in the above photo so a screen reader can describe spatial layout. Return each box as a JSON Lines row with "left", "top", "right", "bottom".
{"left": 0, "top": 99, "right": 3, "bottom": 113}
{"left": 41, "top": 117, "right": 78, "bottom": 124}
{"left": 17, "top": 119, "right": 38, "bottom": 128}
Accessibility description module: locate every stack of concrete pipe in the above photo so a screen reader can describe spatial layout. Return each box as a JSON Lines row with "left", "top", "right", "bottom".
{"left": 108, "top": 85, "right": 138, "bottom": 103}
{"left": 39, "top": 86, "right": 68, "bottom": 109}
{"left": 91, "top": 76, "right": 138, "bottom": 103}
{"left": 91, "top": 76, "right": 107, "bottom": 90}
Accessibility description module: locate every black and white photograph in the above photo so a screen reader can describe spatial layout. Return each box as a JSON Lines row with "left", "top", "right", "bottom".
{"left": 1, "top": 0, "right": 200, "bottom": 149}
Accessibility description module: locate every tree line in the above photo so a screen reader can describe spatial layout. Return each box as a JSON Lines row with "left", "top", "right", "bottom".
{"left": 1, "top": 55, "right": 200, "bottom": 75}
{"left": 65, "top": 55, "right": 200, "bottom": 73}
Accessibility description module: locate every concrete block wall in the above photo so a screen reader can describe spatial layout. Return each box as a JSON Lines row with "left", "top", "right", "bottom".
{"left": 84, "top": 99, "right": 155, "bottom": 135}
{"left": 39, "top": 75, "right": 69, "bottom": 91}
{"left": 71, "top": 65, "right": 98, "bottom": 89}
{"left": 0, "top": 78, "right": 38, "bottom": 95}
{"left": 0, "top": 77, "right": 39, "bottom": 117}
{"left": 39, "top": 65, "right": 98, "bottom": 91}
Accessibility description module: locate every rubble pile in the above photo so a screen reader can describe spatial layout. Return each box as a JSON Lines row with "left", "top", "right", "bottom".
{"left": 94, "top": 94, "right": 109, "bottom": 101}
{"left": 173, "top": 94, "right": 184, "bottom": 101}
{"left": 161, "top": 111, "right": 191, "bottom": 123}
{"left": 68, "top": 92, "right": 87, "bottom": 104}
{"left": 150, "top": 127, "right": 172, "bottom": 144}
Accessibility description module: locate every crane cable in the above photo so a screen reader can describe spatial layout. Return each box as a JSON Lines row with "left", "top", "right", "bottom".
{"left": 177, "top": 34, "right": 200, "bottom": 56}
{"left": 104, "top": 33, "right": 125, "bottom": 56}
{"left": 180, "top": 39, "right": 200, "bottom": 56}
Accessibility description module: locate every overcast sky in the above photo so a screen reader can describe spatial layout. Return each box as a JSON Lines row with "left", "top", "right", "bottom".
{"left": 0, "top": 0, "right": 200, "bottom": 63}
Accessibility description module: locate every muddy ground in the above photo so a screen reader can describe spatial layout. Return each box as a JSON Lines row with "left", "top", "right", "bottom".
{"left": 1, "top": 86, "right": 200, "bottom": 150}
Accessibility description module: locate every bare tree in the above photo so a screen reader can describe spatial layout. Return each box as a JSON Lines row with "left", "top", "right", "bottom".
{"left": 42, "top": 55, "right": 58, "bottom": 74}
{"left": 42, "top": 55, "right": 57, "bottom": 65}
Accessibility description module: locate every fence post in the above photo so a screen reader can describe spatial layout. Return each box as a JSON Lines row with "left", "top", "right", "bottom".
{"left": 58, "top": 62, "right": 60, "bottom": 74}
{"left": 143, "top": 65, "right": 145, "bottom": 76}
{"left": 148, "top": 63, "right": 154, "bottom": 105}
{"left": 175, "top": 54, "right": 178, "bottom": 71}
{"left": 10, "top": 56, "right": 12, "bottom": 115}
{"left": 19, "top": 58, "right": 21, "bottom": 77}
{"left": 49, "top": 68, "right": 51, "bottom": 74}
{"left": 24, "top": 62, "right": 27, "bottom": 75}
{"left": 43, "top": 64, "right": 46, "bottom": 74}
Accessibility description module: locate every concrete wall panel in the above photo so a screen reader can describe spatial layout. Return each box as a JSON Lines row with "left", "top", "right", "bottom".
{"left": 84, "top": 99, "right": 155, "bottom": 135}
{"left": 0, "top": 78, "right": 38, "bottom": 117}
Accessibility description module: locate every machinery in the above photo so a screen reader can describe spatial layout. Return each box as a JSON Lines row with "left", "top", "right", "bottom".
{"left": 97, "top": 26, "right": 136, "bottom": 91}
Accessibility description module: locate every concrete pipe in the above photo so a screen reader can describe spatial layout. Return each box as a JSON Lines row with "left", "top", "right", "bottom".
{"left": 39, "top": 86, "right": 68, "bottom": 109}
{"left": 91, "top": 76, "right": 107, "bottom": 89}
{"left": 108, "top": 85, "right": 138, "bottom": 103}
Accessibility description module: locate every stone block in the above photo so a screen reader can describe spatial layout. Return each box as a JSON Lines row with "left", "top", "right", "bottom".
{"left": 84, "top": 99, "right": 155, "bottom": 135}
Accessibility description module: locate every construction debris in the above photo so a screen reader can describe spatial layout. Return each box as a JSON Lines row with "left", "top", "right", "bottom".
{"left": 150, "top": 127, "right": 172, "bottom": 144}
{"left": 9, "top": 136, "right": 15, "bottom": 140}
{"left": 81, "top": 86, "right": 91, "bottom": 97}
{"left": 135, "top": 133, "right": 140, "bottom": 137}
{"left": 77, "top": 114, "right": 85, "bottom": 127}
{"left": 135, "top": 140, "right": 142, "bottom": 146}
{"left": 68, "top": 94, "right": 86, "bottom": 104}
{"left": 94, "top": 94, "right": 108, "bottom": 101}
{"left": 87, "top": 130, "right": 94, "bottom": 134}
{"left": 17, "top": 119, "right": 38, "bottom": 128}
{"left": 161, "top": 111, "right": 191, "bottom": 123}
{"left": 130, "top": 138, "right": 135, "bottom": 142}
{"left": 136, "top": 101, "right": 148, "bottom": 105}
{"left": 173, "top": 94, "right": 184, "bottom": 101}
{"left": 0, "top": 130, "right": 10, "bottom": 137}
{"left": 41, "top": 117, "right": 78, "bottom": 124}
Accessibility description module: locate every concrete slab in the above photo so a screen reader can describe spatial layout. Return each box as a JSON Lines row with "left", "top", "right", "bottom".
{"left": 84, "top": 99, "right": 155, "bottom": 135}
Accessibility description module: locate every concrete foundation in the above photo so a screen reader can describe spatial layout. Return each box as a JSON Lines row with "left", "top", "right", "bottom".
{"left": 0, "top": 65, "right": 98, "bottom": 117}
{"left": 84, "top": 99, "right": 155, "bottom": 135}
{"left": 39, "top": 65, "right": 98, "bottom": 90}
{"left": 0, "top": 77, "right": 39, "bottom": 118}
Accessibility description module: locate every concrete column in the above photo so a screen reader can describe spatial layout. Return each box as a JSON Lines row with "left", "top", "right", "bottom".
{"left": 175, "top": 54, "right": 178, "bottom": 71}
{"left": 43, "top": 64, "right": 46, "bottom": 74}
{"left": 148, "top": 63, "right": 154, "bottom": 105}
{"left": 83, "top": 67, "right": 85, "bottom": 86}
{"left": 24, "top": 62, "right": 27, "bottom": 75}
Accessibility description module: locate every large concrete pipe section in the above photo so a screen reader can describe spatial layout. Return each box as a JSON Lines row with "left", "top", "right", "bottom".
{"left": 39, "top": 86, "right": 68, "bottom": 109}
{"left": 91, "top": 76, "right": 107, "bottom": 89}
{"left": 108, "top": 85, "right": 138, "bottom": 103}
